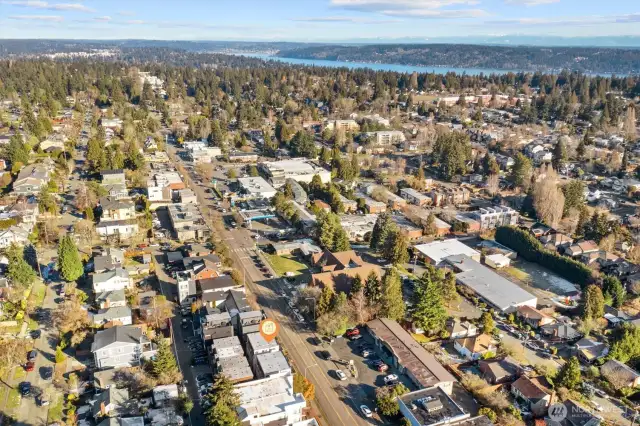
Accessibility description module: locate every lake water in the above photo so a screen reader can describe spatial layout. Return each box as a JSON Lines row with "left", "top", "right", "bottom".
{"left": 239, "top": 52, "right": 520, "bottom": 76}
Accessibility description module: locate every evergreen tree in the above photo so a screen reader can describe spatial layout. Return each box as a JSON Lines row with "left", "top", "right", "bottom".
{"left": 412, "top": 271, "right": 447, "bottom": 335}
{"left": 6, "top": 133, "right": 29, "bottom": 166}
{"left": 424, "top": 213, "right": 437, "bottom": 236}
{"left": 481, "top": 312, "right": 495, "bottom": 334}
{"left": 483, "top": 154, "right": 500, "bottom": 176}
{"left": 556, "top": 356, "right": 581, "bottom": 390}
{"left": 350, "top": 274, "right": 363, "bottom": 298}
{"left": 561, "top": 180, "right": 585, "bottom": 217}
{"left": 289, "top": 131, "right": 317, "bottom": 158}
{"left": 364, "top": 270, "right": 382, "bottom": 307}
{"left": 203, "top": 374, "right": 241, "bottom": 426}
{"left": 383, "top": 230, "right": 409, "bottom": 265}
{"left": 441, "top": 272, "right": 458, "bottom": 305}
{"left": 583, "top": 285, "right": 605, "bottom": 320}
{"left": 379, "top": 268, "right": 405, "bottom": 321}
{"left": 151, "top": 339, "right": 179, "bottom": 379}
{"left": 320, "top": 146, "right": 331, "bottom": 165}
{"left": 552, "top": 139, "right": 567, "bottom": 171}
{"left": 58, "top": 235, "right": 84, "bottom": 282}
{"left": 333, "top": 228, "right": 351, "bottom": 252}
{"left": 7, "top": 244, "right": 36, "bottom": 289}
{"left": 370, "top": 213, "right": 395, "bottom": 252}
{"left": 110, "top": 146, "right": 125, "bottom": 170}
{"left": 609, "top": 324, "right": 640, "bottom": 363}
{"left": 603, "top": 276, "right": 626, "bottom": 308}
{"left": 509, "top": 153, "right": 533, "bottom": 189}
{"left": 576, "top": 138, "right": 586, "bottom": 160}
{"left": 316, "top": 286, "right": 335, "bottom": 317}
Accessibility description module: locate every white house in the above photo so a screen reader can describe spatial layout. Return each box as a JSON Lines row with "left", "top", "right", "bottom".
{"left": 91, "top": 306, "right": 133, "bottom": 327}
{"left": 92, "top": 268, "right": 132, "bottom": 293}
{"left": 0, "top": 225, "right": 30, "bottom": 249}
{"left": 96, "top": 220, "right": 139, "bottom": 240}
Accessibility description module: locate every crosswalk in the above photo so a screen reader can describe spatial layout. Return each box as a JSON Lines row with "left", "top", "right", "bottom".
{"left": 231, "top": 247, "right": 254, "bottom": 254}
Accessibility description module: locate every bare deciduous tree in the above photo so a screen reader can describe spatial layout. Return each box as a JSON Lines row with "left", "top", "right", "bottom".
{"left": 486, "top": 174, "right": 499, "bottom": 196}
{"left": 533, "top": 166, "right": 565, "bottom": 227}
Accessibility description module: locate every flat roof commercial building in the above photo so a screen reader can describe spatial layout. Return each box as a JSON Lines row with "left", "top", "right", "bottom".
{"left": 367, "top": 318, "right": 456, "bottom": 394}
{"left": 398, "top": 387, "right": 472, "bottom": 426}
{"left": 234, "top": 374, "right": 306, "bottom": 426}
{"left": 259, "top": 158, "right": 331, "bottom": 188}
{"left": 237, "top": 177, "right": 278, "bottom": 199}
{"left": 445, "top": 254, "right": 537, "bottom": 312}
{"left": 414, "top": 240, "right": 480, "bottom": 266}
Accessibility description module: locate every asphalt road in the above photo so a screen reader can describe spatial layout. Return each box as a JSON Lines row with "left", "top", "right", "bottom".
{"left": 166, "top": 143, "right": 372, "bottom": 426}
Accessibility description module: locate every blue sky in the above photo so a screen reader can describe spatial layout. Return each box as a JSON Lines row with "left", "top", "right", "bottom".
{"left": 1, "top": 0, "right": 639, "bottom": 41}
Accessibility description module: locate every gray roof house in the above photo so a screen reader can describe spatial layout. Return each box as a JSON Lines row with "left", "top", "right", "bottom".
{"left": 91, "top": 306, "right": 133, "bottom": 327}
{"left": 91, "top": 387, "right": 132, "bottom": 419}
{"left": 95, "top": 289, "right": 127, "bottom": 309}
{"left": 91, "top": 326, "right": 156, "bottom": 370}
{"left": 92, "top": 268, "right": 131, "bottom": 293}
{"left": 13, "top": 163, "right": 52, "bottom": 196}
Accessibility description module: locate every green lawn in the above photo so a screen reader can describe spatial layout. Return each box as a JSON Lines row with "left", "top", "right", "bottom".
{"left": 264, "top": 254, "right": 308, "bottom": 277}
{"left": 503, "top": 266, "right": 530, "bottom": 282}
{"left": 28, "top": 281, "right": 47, "bottom": 307}
{"left": 6, "top": 388, "right": 20, "bottom": 411}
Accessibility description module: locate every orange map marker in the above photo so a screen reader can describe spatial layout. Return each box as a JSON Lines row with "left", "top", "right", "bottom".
{"left": 260, "top": 319, "right": 279, "bottom": 342}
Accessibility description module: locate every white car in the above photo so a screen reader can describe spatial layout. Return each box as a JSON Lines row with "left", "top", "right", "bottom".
{"left": 383, "top": 374, "right": 399, "bottom": 384}
{"left": 335, "top": 370, "right": 347, "bottom": 381}
{"left": 360, "top": 405, "right": 373, "bottom": 418}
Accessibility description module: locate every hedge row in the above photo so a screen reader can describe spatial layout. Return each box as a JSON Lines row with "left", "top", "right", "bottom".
{"left": 495, "top": 226, "right": 595, "bottom": 288}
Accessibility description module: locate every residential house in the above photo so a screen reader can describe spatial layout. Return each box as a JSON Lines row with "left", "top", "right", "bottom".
{"left": 516, "top": 306, "right": 556, "bottom": 329}
{"left": 97, "top": 416, "right": 145, "bottom": 426}
{"left": 183, "top": 254, "right": 223, "bottom": 280}
{"left": 99, "top": 197, "right": 135, "bottom": 221}
{"left": 575, "top": 338, "right": 609, "bottom": 364}
{"left": 94, "top": 248, "right": 125, "bottom": 273}
{"left": 199, "top": 311, "right": 234, "bottom": 345}
{"left": 245, "top": 332, "right": 280, "bottom": 372}
{"left": 364, "top": 198, "right": 387, "bottom": 214}
{"left": 429, "top": 187, "right": 470, "bottom": 207}
{"left": 92, "top": 268, "right": 131, "bottom": 293}
{"left": 198, "top": 275, "right": 238, "bottom": 307}
{"left": 540, "top": 233, "right": 574, "bottom": 251}
{"left": 152, "top": 384, "right": 179, "bottom": 408}
{"left": 95, "top": 289, "right": 127, "bottom": 309}
{"left": 469, "top": 206, "right": 519, "bottom": 230}
{"left": 478, "top": 357, "right": 523, "bottom": 384}
{"left": 0, "top": 226, "right": 30, "bottom": 249}
{"left": 310, "top": 250, "right": 382, "bottom": 293}
{"left": 454, "top": 334, "right": 496, "bottom": 360}
{"left": 167, "top": 203, "right": 210, "bottom": 242}
{"left": 13, "top": 162, "right": 52, "bottom": 195}
{"left": 176, "top": 272, "right": 197, "bottom": 307}
{"left": 511, "top": 376, "right": 552, "bottom": 417}
{"left": 600, "top": 359, "right": 640, "bottom": 389}
{"left": 565, "top": 241, "right": 599, "bottom": 258}
{"left": 445, "top": 318, "right": 477, "bottom": 339}
{"left": 96, "top": 220, "right": 139, "bottom": 240}
{"left": 91, "top": 388, "right": 131, "bottom": 419}
{"left": 92, "top": 306, "right": 133, "bottom": 327}
{"left": 540, "top": 323, "right": 581, "bottom": 342}
{"left": 256, "top": 350, "right": 291, "bottom": 379}
{"left": 91, "top": 326, "right": 156, "bottom": 369}
{"left": 101, "top": 169, "right": 126, "bottom": 186}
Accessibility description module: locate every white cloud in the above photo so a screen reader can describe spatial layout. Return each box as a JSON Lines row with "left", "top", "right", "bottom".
{"left": 8, "top": 14, "right": 63, "bottom": 21}
{"left": 331, "top": 0, "right": 480, "bottom": 11}
{"left": 330, "top": 0, "right": 485, "bottom": 19}
{"left": 383, "top": 8, "right": 488, "bottom": 18}
{"left": 117, "top": 10, "right": 135, "bottom": 16}
{"left": 93, "top": 15, "right": 111, "bottom": 22}
{"left": 505, "top": 0, "right": 559, "bottom": 6}
{"left": 2, "top": 0, "right": 95, "bottom": 12}
{"left": 485, "top": 13, "right": 640, "bottom": 26}
{"left": 125, "top": 20, "right": 145, "bottom": 25}
{"left": 292, "top": 16, "right": 402, "bottom": 23}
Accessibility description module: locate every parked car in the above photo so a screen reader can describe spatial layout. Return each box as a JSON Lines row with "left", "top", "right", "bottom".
{"left": 24, "top": 362, "right": 35, "bottom": 372}
{"left": 384, "top": 374, "right": 399, "bottom": 384}
{"left": 345, "top": 328, "right": 360, "bottom": 338}
{"left": 42, "top": 367, "right": 53, "bottom": 380}
{"left": 349, "top": 334, "right": 362, "bottom": 341}
{"left": 360, "top": 405, "right": 373, "bottom": 418}
{"left": 376, "top": 363, "right": 389, "bottom": 372}
{"left": 27, "top": 350, "right": 37, "bottom": 362}
{"left": 319, "top": 351, "right": 331, "bottom": 360}
{"left": 361, "top": 349, "right": 373, "bottom": 357}
{"left": 19, "top": 382, "right": 31, "bottom": 396}
{"left": 37, "top": 395, "right": 50, "bottom": 406}
{"left": 335, "top": 370, "right": 347, "bottom": 381}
